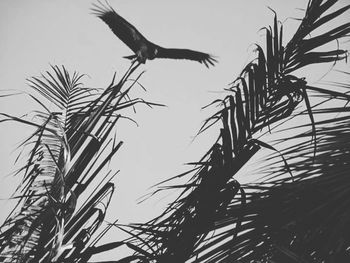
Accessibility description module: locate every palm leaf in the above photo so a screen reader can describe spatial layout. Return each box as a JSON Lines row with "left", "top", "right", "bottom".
{"left": 0, "top": 63, "right": 160, "bottom": 262}
{"left": 121, "top": 0, "right": 350, "bottom": 262}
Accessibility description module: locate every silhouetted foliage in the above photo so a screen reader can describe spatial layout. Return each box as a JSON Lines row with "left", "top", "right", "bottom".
{"left": 1, "top": 0, "right": 350, "bottom": 262}
{"left": 120, "top": 0, "right": 350, "bottom": 262}
{"left": 0, "top": 63, "right": 162, "bottom": 262}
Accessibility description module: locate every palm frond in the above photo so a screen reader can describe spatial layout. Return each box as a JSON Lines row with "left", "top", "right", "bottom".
{"left": 0, "top": 63, "right": 159, "bottom": 262}
{"left": 121, "top": 0, "right": 350, "bottom": 262}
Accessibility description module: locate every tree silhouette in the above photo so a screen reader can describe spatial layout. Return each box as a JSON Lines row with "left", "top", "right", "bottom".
{"left": 0, "top": 0, "right": 350, "bottom": 262}
{"left": 119, "top": 0, "right": 350, "bottom": 262}
{"left": 0, "top": 63, "right": 162, "bottom": 262}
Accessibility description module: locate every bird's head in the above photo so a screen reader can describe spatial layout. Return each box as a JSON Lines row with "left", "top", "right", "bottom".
{"left": 148, "top": 46, "right": 158, "bottom": 60}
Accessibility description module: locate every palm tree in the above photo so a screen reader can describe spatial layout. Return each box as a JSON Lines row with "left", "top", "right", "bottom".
{"left": 1, "top": 0, "right": 350, "bottom": 262}
{"left": 119, "top": 0, "right": 350, "bottom": 262}
{"left": 0, "top": 63, "right": 162, "bottom": 262}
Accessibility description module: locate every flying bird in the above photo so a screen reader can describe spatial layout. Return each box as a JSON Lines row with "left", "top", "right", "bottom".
{"left": 91, "top": 1, "right": 217, "bottom": 68}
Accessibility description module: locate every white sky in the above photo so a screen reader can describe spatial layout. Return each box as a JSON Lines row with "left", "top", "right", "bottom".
{"left": 0, "top": 0, "right": 349, "bottom": 259}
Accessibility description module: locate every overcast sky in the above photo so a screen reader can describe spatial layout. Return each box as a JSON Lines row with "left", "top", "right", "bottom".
{"left": 0, "top": 0, "right": 349, "bottom": 259}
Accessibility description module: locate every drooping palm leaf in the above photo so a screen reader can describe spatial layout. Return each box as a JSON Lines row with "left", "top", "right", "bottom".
{"left": 121, "top": 0, "right": 350, "bottom": 262}
{"left": 0, "top": 63, "right": 161, "bottom": 262}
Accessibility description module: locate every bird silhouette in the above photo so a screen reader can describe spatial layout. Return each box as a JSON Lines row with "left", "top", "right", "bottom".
{"left": 91, "top": 1, "right": 217, "bottom": 67}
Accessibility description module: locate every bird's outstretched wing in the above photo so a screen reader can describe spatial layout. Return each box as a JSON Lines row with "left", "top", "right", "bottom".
{"left": 156, "top": 47, "right": 217, "bottom": 68}
{"left": 91, "top": 1, "right": 147, "bottom": 53}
